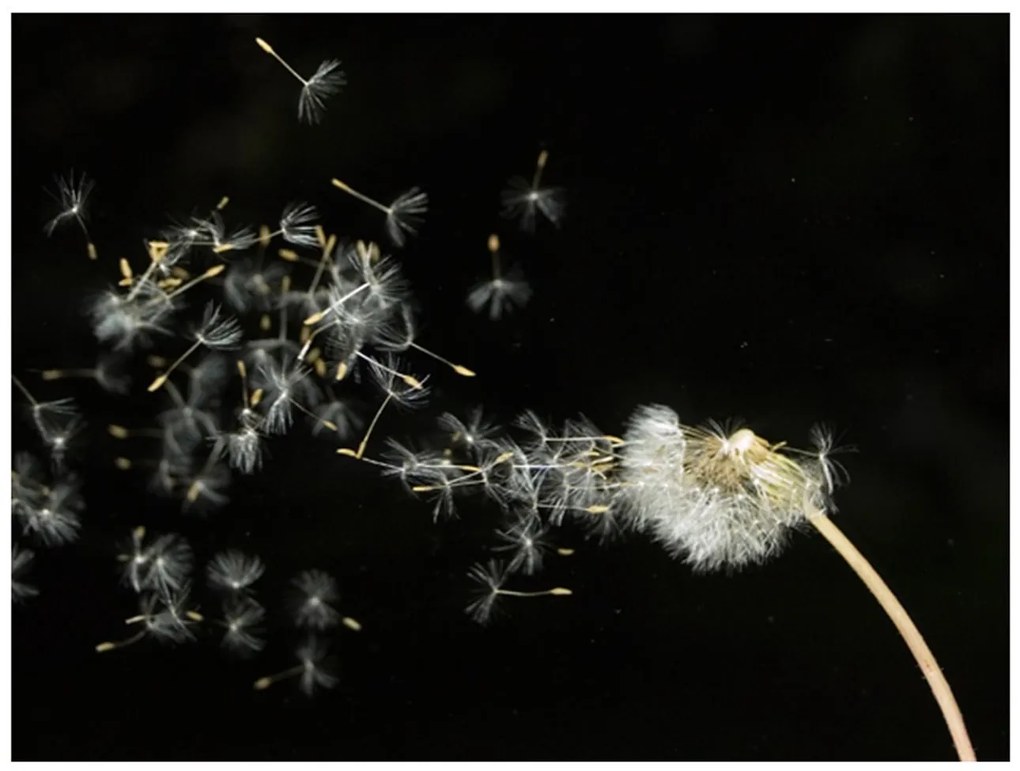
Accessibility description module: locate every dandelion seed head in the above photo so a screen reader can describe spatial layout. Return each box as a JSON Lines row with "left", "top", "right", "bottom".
{"left": 618, "top": 405, "right": 831, "bottom": 571}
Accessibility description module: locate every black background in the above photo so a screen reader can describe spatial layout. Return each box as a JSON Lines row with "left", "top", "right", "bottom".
{"left": 11, "top": 14, "right": 1008, "bottom": 761}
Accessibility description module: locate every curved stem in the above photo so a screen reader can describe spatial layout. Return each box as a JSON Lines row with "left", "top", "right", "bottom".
{"left": 805, "top": 504, "right": 975, "bottom": 761}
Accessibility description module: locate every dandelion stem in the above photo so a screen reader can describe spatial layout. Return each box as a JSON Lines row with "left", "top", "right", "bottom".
{"left": 147, "top": 340, "right": 203, "bottom": 392}
{"left": 407, "top": 342, "right": 476, "bottom": 377}
{"left": 306, "top": 236, "right": 336, "bottom": 298}
{"left": 488, "top": 234, "right": 501, "bottom": 280}
{"left": 497, "top": 587, "right": 572, "bottom": 598}
{"left": 95, "top": 629, "right": 147, "bottom": 653}
{"left": 41, "top": 368, "right": 97, "bottom": 381}
{"left": 532, "top": 149, "right": 548, "bottom": 190}
{"left": 805, "top": 503, "right": 975, "bottom": 762}
{"left": 11, "top": 376, "right": 38, "bottom": 406}
{"left": 253, "top": 664, "right": 305, "bottom": 690}
{"left": 255, "top": 38, "right": 308, "bottom": 86}
{"left": 331, "top": 179, "right": 392, "bottom": 215}
{"left": 355, "top": 392, "right": 394, "bottom": 459}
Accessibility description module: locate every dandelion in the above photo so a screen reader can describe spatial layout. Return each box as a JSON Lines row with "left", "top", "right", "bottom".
{"left": 44, "top": 170, "right": 98, "bottom": 259}
{"left": 147, "top": 303, "right": 243, "bottom": 392}
{"left": 255, "top": 37, "right": 346, "bottom": 125}
{"left": 501, "top": 149, "right": 565, "bottom": 232}
{"left": 615, "top": 404, "right": 974, "bottom": 761}
{"left": 206, "top": 550, "right": 265, "bottom": 593}
{"left": 253, "top": 637, "right": 338, "bottom": 695}
{"left": 466, "top": 234, "right": 532, "bottom": 320}
{"left": 465, "top": 559, "right": 572, "bottom": 625}
{"left": 330, "top": 178, "right": 428, "bottom": 247}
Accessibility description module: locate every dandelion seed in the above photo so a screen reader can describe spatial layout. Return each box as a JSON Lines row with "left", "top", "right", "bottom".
{"left": 219, "top": 598, "right": 267, "bottom": 655}
{"left": 253, "top": 636, "right": 338, "bottom": 695}
{"left": 252, "top": 357, "right": 319, "bottom": 436}
{"left": 118, "top": 527, "right": 194, "bottom": 596}
{"left": 438, "top": 408, "right": 500, "bottom": 455}
{"left": 501, "top": 149, "right": 565, "bottom": 232}
{"left": 331, "top": 178, "right": 428, "bottom": 247}
{"left": 96, "top": 585, "right": 201, "bottom": 653}
{"left": 378, "top": 307, "right": 476, "bottom": 377}
{"left": 257, "top": 202, "right": 321, "bottom": 248}
{"left": 39, "top": 353, "right": 131, "bottom": 395}
{"left": 12, "top": 456, "right": 84, "bottom": 547}
{"left": 311, "top": 398, "right": 362, "bottom": 439}
{"left": 466, "top": 234, "right": 531, "bottom": 320}
{"left": 465, "top": 559, "right": 572, "bottom": 625}
{"left": 291, "top": 569, "right": 341, "bottom": 630}
{"left": 256, "top": 37, "right": 346, "bottom": 125}
{"left": 182, "top": 456, "right": 232, "bottom": 512}
{"left": 494, "top": 519, "right": 551, "bottom": 576}
{"left": 43, "top": 170, "right": 98, "bottom": 259}
{"left": 339, "top": 356, "right": 429, "bottom": 459}
{"left": 225, "top": 423, "right": 264, "bottom": 474}
{"left": 207, "top": 550, "right": 265, "bottom": 593}
{"left": 148, "top": 303, "right": 242, "bottom": 392}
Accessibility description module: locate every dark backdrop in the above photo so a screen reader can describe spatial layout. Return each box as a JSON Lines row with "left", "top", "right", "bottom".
{"left": 11, "top": 13, "right": 1008, "bottom": 761}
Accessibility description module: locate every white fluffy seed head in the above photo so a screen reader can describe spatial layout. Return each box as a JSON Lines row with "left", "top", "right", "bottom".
{"left": 618, "top": 406, "right": 831, "bottom": 572}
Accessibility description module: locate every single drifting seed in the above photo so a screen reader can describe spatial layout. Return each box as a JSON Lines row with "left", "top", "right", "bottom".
{"left": 253, "top": 643, "right": 335, "bottom": 694}
{"left": 44, "top": 170, "right": 97, "bottom": 260}
{"left": 147, "top": 302, "right": 241, "bottom": 392}
{"left": 466, "top": 560, "right": 573, "bottom": 624}
{"left": 255, "top": 37, "right": 345, "bottom": 125}
{"left": 330, "top": 178, "right": 427, "bottom": 247}
{"left": 467, "top": 233, "right": 531, "bottom": 320}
